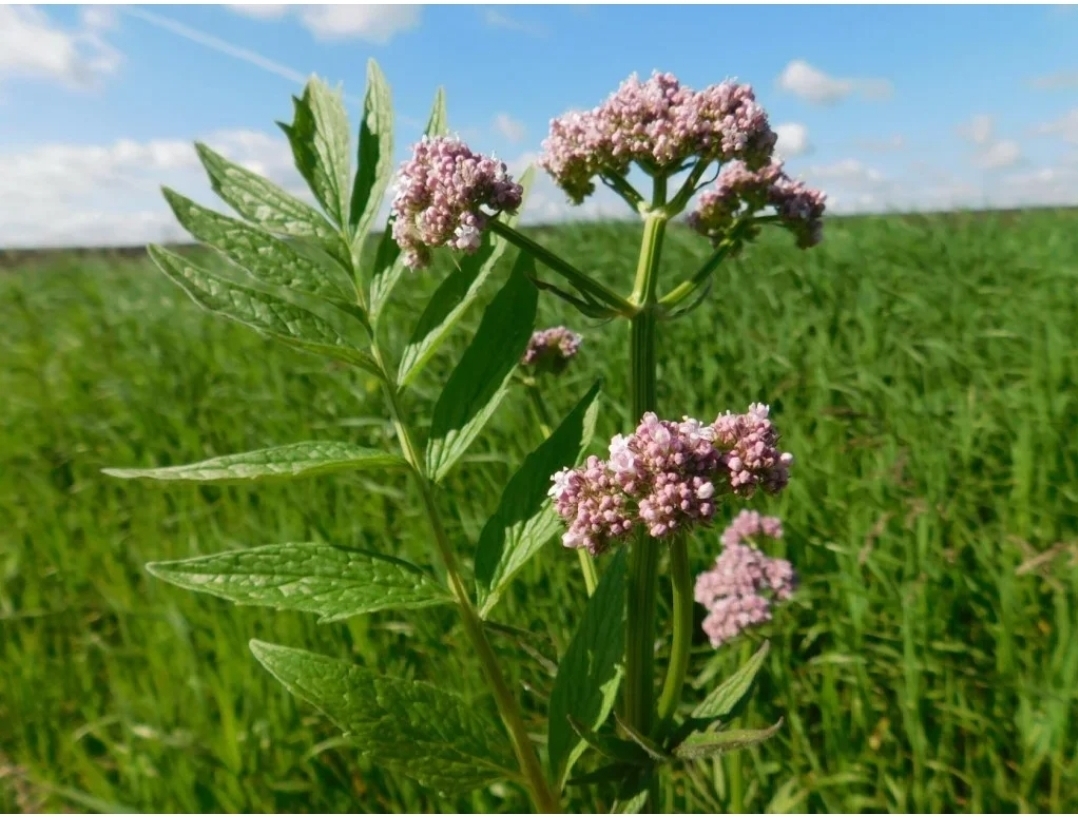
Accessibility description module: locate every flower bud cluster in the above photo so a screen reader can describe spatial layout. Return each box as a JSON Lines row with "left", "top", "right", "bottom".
{"left": 694, "top": 510, "right": 797, "bottom": 648}
{"left": 540, "top": 72, "right": 777, "bottom": 204}
{"left": 521, "top": 326, "right": 582, "bottom": 375}
{"left": 549, "top": 404, "right": 792, "bottom": 555}
{"left": 688, "top": 160, "right": 827, "bottom": 249}
{"left": 390, "top": 136, "right": 523, "bottom": 269}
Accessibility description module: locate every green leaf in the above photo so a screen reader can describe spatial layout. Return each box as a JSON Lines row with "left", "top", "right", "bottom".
{"left": 692, "top": 640, "right": 770, "bottom": 721}
{"left": 566, "top": 716, "right": 648, "bottom": 765}
{"left": 425, "top": 86, "right": 448, "bottom": 137}
{"left": 146, "top": 543, "right": 451, "bottom": 621}
{"left": 103, "top": 440, "right": 406, "bottom": 483}
{"left": 194, "top": 141, "right": 343, "bottom": 253}
{"left": 281, "top": 78, "right": 353, "bottom": 229}
{"left": 548, "top": 549, "right": 627, "bottom": 790}
{"left": 146, "top": 245, "right": 381, "bottom": 375}
{"left": 349, "top": 60, "right": 394, "bottom": 250}
{"left": 249, "top": 641, "right": 516, "bottom": 793}
{"left": 475, "top": 381, "right": 602, "bottom": 617}
{"left": 368, "top": 226, "right": 406, "bottom": 324}
{"left": 396, "top": 167, "right": 535, "bottom": 388}
{"left": 614, "top": 714, "right": 674, "bottom": 763}
{"left": 672, "top": 720, "right": 784, "bottom": 761}
{"left": 161, "top": 187, "right": 352, "bottom": 301}
{"left": 424, "top": 252, "right": 538, "bottom": 483}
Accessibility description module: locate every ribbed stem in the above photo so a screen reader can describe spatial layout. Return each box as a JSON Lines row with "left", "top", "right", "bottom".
{"left": 377, "top": 360, "right": 559, "bottom": 813}
{"left": 656, "top": 535, "right": 693, "bottom": 728}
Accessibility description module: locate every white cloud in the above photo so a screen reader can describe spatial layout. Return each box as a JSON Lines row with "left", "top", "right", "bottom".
{"left": 493, "top": 113, "right": 527, "bottom": 144}
{"left": 229, "top": 4, "right": 421, "bottom": 43}
{"left": 1028, "top": 70, "right": 1078, "bottom": 91}
{"left": 0, "top": 131, "right": 302, "bottom": 248}
{"left": 1034, "top": 107, "right": 1078, "bottom": 144}
{"left": 774, "top": 123, "right": 811, "bottom": 158}
{"left": 483, "top": 9, "right": 549, "bottom": 37}
{"left": 857, "top": 134, "right": 906, "bottom": 152}
{"left": 975, "top": 139, "right": 1021, "bottom": 170}
{"left": 0, "top": 5, "right": 121, "bottom": 89}
{"left": 776, "top": 60, "right": 892, "bottom": 105}
{"left": 957, "top": 113, "right": 995, "bottom": 146}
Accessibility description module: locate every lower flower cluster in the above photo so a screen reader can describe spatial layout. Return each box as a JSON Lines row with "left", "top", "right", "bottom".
{"left": 695, "top": 510, "right": 798, "bottom": 648}
{"left": 548, "top": 404, "right": 793, "bottom": 555}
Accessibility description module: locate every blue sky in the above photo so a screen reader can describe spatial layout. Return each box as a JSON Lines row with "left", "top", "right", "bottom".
{"left": 2, "top": 4, "right": 1077, "bottom": 247}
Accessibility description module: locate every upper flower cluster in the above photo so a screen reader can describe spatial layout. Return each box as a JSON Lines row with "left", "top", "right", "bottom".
{"left": 539, "top": 72, "right": 777, "bottom": 204}
{"left": 390, "top": 136, "right": 523, "bottom": 269}
{"left": 694, "top": 510, "right": 797, "bottom": 648}
{"left": 549, "top": 404, "right": 793, "bottom": 555}
{"left": 688, "top": 160, "right": 827, "bottom": 249}
{"left": 522, "top": 326, "right": 582, "bottom": 375}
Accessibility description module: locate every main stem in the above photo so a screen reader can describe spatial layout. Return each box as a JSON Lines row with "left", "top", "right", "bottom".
{"left": 624, "top": 205, "right": 667, "bottom": 740}
{"left": 377, "top": 362, "right": 559, "bottom": 813}
{"left": 656, "top": 536, "right": 693, "bottom": 728}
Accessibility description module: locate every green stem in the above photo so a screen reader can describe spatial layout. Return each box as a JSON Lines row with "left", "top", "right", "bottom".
{"left": 624, "top": 205, "right": 667, "bottom": 743}
{"left": 525, "top": 382, "right": 598, "bottom": 597}
{"left": 727, "top": 640, "right": 752, "bottom": 813}
{"left": 376, "top": 358, "right": 559, "bottom": 813}
{"left": 656, "top": 535, "right": 693, "bottom": 729}
{"left": 489, "top": 220, "right": 637, "bottom": 317}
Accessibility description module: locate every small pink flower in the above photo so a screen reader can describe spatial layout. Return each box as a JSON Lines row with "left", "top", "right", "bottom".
{"left": 522, "top": 327, "right": 582, "bottom": 374}
{"left": 390, "top": 136, "right": 523, "bottom": 269}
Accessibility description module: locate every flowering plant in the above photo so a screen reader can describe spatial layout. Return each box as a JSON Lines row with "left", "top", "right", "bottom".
{"left": 105, "top": 62, "right": 825, "bottom": 812}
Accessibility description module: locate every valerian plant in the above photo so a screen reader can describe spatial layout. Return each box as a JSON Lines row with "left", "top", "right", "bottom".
{"left": 105, "top": 61, "right": 826, "bottom": 812}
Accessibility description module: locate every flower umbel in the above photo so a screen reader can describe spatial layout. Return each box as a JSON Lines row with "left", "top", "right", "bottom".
{"left": 522, "top": 326, "right": 582, "bottom": 375}
{"left": 695, "top": 510, "right": 797, "bottom": 648}
{"left": 540, "top": 72, "right": 777, "bottom": 204}
{"left": 548, "top": 406, "right": 794, "bottom": 553}
{"left": 390, "top": 136, "right": 523, "bottom": 268}
{"left": 688, "top": 160, "right": 827, "bottom": 249}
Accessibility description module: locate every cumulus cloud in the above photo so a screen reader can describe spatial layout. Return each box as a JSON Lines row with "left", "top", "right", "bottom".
{"left": 0, "top": 4, "right": 121, "bottom": 90}
{"left": 957, "top": 113, "right": 995, "bottom": 146}
{"left": 228, "top": 4, "right": 421, "bottom": 43}
{"left": 493, "top": 113, "right": 527, "bottom": 143}
{"left": 774, "top": 123, "right": 811, "bottom": 158}
{"left": 483, "top": 9, "right": 549, "bottom": 37}
{"left": 1034, "top": 107, "right": 1078, "bottom": 144}
{"left": 0, "top": 131, "right": 302, "bottom": 248}
{"left": 857, "top": 134, "right": 906, "bottom": 152}
{"left": 776, "top": 60, "right": 892, "bottom": 106}
{"left": 957, "top": 114, "right": 1022, "bottom": 169}
{"left": 1028, "top": 70, "right": 1078, "bottom": 91}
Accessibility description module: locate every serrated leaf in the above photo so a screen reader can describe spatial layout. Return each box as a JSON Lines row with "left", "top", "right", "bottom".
{"left": 548, "top": 549, "right": 627, "bottom": 790}
{"left": 425, "top": 86, "right": 448, "bottom": 137}
{"left": 424, "top": 253, "right": 538, "bottom": 483}
{"left": 249, "top": 641, "right": 516, "bottom": 793}
{"left": 566, "top": 716, "right": 648, "bottom": 765}
{"left": 103, "top": 440, "right": 406, "bottom": 483}
{"left": 614, "top": 714, "right": 674, "bottom": 762}
{"left": 162, "top": 187, "right": 352, "bottom": 301}
{"left": 692, "top": 640, "right": 770, "bottom": 721}
{"left": 476, "top": 381, "right": 601, "bottom": 617}
{"left": 349, "top": 60, "right": 393, "bottom": 249}
{"left": 396, "top": 167, "right": 535, "bottom": 388}
{"left": 194, "top": 142, "right": 344, "bottom": 255}
{"left": 368, "top": 226, "right": 406, "bottom": 324}
{"left": 672, "top": 720, "right": 783, "bottom": 761}
{"left": 146, "top": 245, "right": 381, "bottom": 375}
{"left": 146, "top": 543, "right": 450, "bottom": 621}
{"left": 282, "top": 78, "right": 353, "bottom": 228}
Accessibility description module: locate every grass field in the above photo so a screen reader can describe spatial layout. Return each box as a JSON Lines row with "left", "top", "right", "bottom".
{"left": 2, "top": 209, "right": 1078, "bottom": 813}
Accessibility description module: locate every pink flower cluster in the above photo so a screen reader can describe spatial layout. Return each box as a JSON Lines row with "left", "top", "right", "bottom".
{"left": 695, "top": 510, "right": 797, "bottom": 648}
{"left": 522, "top": 326, "right": 582, "bottom": 374}
{"left": 540, "top": 72, "right": 777, "bottom": 204}
{"left": 687, "top": 160, "right": 827, "bottom": 249}
{"left": 390, "top": 136, "right": 523, "bottom": 269}
{"left": 548, "top": 404, "right": 793, "bottom": 555}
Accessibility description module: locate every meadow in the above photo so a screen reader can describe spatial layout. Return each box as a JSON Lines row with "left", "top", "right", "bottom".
{"left": 2, "top": 209, "right": 1077, "bottom": 813}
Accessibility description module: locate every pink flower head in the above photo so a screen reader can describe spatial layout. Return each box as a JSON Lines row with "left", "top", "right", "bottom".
{"left": 522, "top": 326, "right": 582, "bottom": 375}
{"left": 390, "top": 136, "right": 523, "bottom": 269}
{"left": 548, "top": 404, "right": 794, "bottom": 552}
{"left": 695, "top": 514, "right": 798, "bottom": 648}
{"left": 540, "top": 72, "right": 777, "bottom": 204}
{"left": 688, "top": 160, "right": 827, "bottom": 249}
{"left": 712, "top": 403, "right": 794, "bottom": 496}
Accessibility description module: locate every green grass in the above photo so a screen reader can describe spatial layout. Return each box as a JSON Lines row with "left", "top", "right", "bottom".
{"left": 2, "top": 210, "right": 1077, "bottom": 812}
